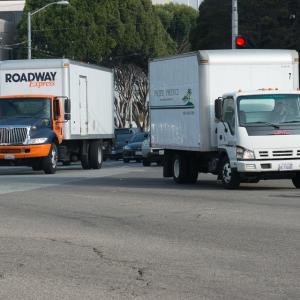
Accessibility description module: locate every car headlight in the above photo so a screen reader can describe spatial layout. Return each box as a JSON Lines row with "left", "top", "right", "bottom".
{"left": 236, "top": 146, "right": 255, "bottom": 160}
{"left": 124, "top": 145, "right": 130, "bottom": 150}
{"left": 27, "top": 137, "right": 48, "bottom": 144}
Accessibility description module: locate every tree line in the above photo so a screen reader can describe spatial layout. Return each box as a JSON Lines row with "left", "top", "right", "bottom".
{"left": 16, "top": 0, "right": 300, "bottom": 129}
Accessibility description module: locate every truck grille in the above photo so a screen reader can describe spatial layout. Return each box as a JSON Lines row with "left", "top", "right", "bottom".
{"left": 0, "top": 127, "right": 28, "bottom": 145}
{"left": 258, "top": 150, "right": 300, "bottom": 159}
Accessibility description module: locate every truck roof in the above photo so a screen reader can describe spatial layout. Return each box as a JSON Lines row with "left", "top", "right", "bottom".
{"left": 224, "top": 89, "right": 300, "bottom": 98}
{"left": 150, "top": 49, "right": 298, "bottom": 65}
{"left": 0, "top": 59, "right": 112, "bottom": 73}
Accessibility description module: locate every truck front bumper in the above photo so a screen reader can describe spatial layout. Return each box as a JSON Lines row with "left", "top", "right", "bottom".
{"left": 0, "top": 144, "right": 51, "bottom": 160}
{"left": 235, "top": 159, "right": 300, "bottom": 173}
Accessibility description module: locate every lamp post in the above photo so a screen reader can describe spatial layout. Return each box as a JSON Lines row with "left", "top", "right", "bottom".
{"left": 27, "top": 0, "right": 69, "bottom": 59}
{"left": 232, "top": 0, "right": 238, "bottom": 49}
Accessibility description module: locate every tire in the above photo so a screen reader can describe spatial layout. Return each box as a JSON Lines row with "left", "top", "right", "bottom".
{"left": 220, "top": 157, "right": 240, "bottom": 189}
{"left": 143, "top": 159, "right": 151, "bottom": 167}
{"left": 42, "top": 143, "right": 58, "bottom": 174}
{"left": 89, "top": 140, "right": 103, "bottom": 169}
{"left": 81, "top": 155, "right": 90, "bottom": 169}
{"left": 123, "top": 158, "right": 130, "bottom": 163}
{"left": 172, "top": 154, "right": 188, "bottom": 184}
{"left": 292, "top": 173, "right": 300, "bottom": 188}
{"left": 32, "top": 159, "right": 42, "bottom": 171}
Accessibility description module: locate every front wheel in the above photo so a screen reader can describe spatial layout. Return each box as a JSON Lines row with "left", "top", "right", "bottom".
{"left": 220, "top": 158, "right": 240, "bottom": 189}
{"left": 42, "top": 143, "right": 58, "bottom": 174}
{"left": 292, "top": 173, "right": 300, "bottom": 188}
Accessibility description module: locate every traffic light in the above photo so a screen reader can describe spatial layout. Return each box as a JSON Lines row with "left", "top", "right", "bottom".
{"left": 235, "top": 35, "right": 246, "bottom": 48}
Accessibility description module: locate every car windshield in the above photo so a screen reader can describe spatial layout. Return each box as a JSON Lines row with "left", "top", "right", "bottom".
{"left": 0, "top": 98, "right": 51, "bottom": 120}
{"left": 238, "top": 94, "right": 300, "bottom": 126}
{"left": 130, "top": 133, "right": 147, "bottom": 143}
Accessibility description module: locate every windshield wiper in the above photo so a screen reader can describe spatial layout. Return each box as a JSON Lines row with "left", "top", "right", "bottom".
{"left": 279, "top": 120, "right": 300, "bottom": 124}
{"left": 15, "top": 116, "right": 35, "bottom": 119}
{"left": 245, "top": 121, "right": 280, "bottom": 129}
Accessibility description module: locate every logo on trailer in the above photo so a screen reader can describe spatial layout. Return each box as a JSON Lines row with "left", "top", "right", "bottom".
{"left": 5, "top": 72, "right": 57, "bottom": 88}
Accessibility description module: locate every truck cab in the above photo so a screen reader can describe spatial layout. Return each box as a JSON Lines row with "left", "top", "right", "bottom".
{"left": 0, "top": 95, "right": 70, "bottom": 173}
{"left": 215, "top": 90, "right": 300, "bottom": 188}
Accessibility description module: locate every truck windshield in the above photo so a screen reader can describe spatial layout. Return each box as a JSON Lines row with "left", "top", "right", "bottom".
{"left": 0, "top": 98, "right": 51, "bottom": 120}
{"left": 238, "top": 94, "right": 300, "bottom": 126}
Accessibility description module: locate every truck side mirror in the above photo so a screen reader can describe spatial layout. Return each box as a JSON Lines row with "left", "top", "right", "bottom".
{"left": 215, "top": 98, "right": 223, "bottom": 120}
{"left": 64, "top": 98, "right": 71, "bottom": 121}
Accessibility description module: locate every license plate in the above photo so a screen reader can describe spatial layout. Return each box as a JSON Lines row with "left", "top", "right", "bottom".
{"left": 111, "top": 150, "right": 116, "bottom": 154}
{"left": 279, "top": 163, "right": 293, "bottom": 171}
{"left": 159, "top": 150, "right": 164, "bottom": 155}
{"left": 4, "top": 154, "right": 15, "bottom": 160}
{"left": 135, "top": 151, "right": 142, "bottom": 155}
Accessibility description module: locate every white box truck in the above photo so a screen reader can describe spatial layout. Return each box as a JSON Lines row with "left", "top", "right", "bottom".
{"left": 0, "top": 59, "right": 114, "bottom": 174}
{"left": 150, "top": 49, "right": 300, "bottom": 189}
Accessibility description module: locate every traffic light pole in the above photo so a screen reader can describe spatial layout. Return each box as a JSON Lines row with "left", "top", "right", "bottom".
{"left": 232, "top": 0, "right": 238, "bottom": 49}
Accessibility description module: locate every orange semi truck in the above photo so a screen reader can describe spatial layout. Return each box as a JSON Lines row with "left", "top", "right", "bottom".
{"left": 0, "top": 59, "right": 114, "bottom": 174}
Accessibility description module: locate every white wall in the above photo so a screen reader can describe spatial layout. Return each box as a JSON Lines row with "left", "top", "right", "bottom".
{"left": 152, "top": 0, "right": 202, "bottom": 10}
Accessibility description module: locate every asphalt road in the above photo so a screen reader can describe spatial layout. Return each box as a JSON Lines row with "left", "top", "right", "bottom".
{"left": 0, "top": 161, "right": 299, "bottom": 300}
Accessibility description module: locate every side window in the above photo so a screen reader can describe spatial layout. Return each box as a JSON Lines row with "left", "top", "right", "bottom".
{"left": 222, "top": 98, "right": 235, "bottom": 134}
{"left": 53, "top": 99, "right": 60, "bottom": 120}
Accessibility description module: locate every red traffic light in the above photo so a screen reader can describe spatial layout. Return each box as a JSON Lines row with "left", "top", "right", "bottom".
{"left": 235, "top": 36, "right": 246, "bottom": 48}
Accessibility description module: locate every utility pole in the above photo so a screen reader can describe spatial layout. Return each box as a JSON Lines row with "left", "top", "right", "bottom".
{"left": 232, "top": 0, "right": 238, "bottom": 49}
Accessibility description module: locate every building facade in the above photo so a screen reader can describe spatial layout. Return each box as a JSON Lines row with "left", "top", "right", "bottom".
{"left": 0, "top": 0, "right": 25, "bottom": 60}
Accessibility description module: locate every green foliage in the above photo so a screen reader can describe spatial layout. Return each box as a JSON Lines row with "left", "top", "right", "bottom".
{"left": 155, "top": 3, "right": 198, "bottom": 53}
{"left": 190, "top": 0, "right": 300, "bottom": 51}
{"left": 17, "top": 0, "right": 176, "bottom": 67}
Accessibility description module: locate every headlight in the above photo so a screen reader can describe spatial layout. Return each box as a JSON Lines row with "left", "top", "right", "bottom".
{"left": 27, "top": 137, "right": 48, "bottom": 144}
{"left": 236, "top": 146, "right": 255, "bottom": 160}
{"left": 124, "top": 145, "right": 130, "bottom": 150}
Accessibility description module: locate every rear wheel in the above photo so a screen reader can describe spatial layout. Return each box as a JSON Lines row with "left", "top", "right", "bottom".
{"left": 173, "top": 154, "right": 188, "bottom": 184}
{"left": 220, "top": 157, "right": 240, "bottom": 189}
{"left": 89, "top": 140, "right": 103, "bottom": 169}
{"left": 81, "top": 155, "right": 90, "bottom": 169}
{"left": 42, "top": 143, "right": 58, "bottom": 174}
{"left": 292, "top": 173, "right": 300, "bottom": 188}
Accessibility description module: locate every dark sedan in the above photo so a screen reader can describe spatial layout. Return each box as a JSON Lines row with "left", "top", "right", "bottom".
{"left": 123, "top": 132, "right": 148, "bottom": 163}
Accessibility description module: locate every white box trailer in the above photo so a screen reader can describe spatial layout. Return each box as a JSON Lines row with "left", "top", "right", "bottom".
{"left": 150, "top": 49, "right": 300, "bottom": 189}
{"left": 0, "top": 59, "right": 114, "bottom": 173}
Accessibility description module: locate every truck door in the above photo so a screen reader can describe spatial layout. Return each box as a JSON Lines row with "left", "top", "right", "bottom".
{"left": 217, "top": 97, "right": 237, "bottom": 156}
{"left": 79, "top": 76, "right": 88, "bottom": 135}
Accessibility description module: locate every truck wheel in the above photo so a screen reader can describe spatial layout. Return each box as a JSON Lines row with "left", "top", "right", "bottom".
{"left": 81, "top": 155, "right": 90, "bottom": 169}
{"left": 292, "top": 173, "right": 300, "bottom": 188}
{"left": 89, "top": 140, "right": 103, "bottom": 169}
{"left": 32, "top": 159, "right": 42, "bottom": 171}
{"left": 143, "top": 159, "right": 151, "bottom": 167}
{"left": 173, "top": 154, "right": 188, "bottom": 184}
{"left": 42, "top": 143, "right": 58, "bottom": 174}
{"left": 220, "top": 158, "right": 240, "bottom": 189}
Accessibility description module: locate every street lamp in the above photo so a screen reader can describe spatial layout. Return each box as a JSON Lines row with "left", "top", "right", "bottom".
{"left": 232, "top": 0, "right": 238, "bottom": 49}
{"left": 27, "top": 1, "right": 69, "bottom": 59}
